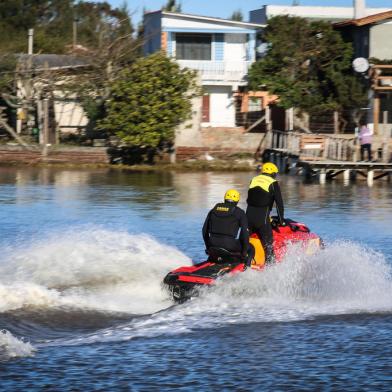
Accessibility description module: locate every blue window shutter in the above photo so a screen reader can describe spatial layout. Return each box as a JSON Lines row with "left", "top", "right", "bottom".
{"left": 167, "top": 32, "right": 173, "bottom": 56}
{"left": 214, "top": 33, "right": 224, "bottom": 61}
{"left": 247, "top": 33, "right": 256, "bottom": 61}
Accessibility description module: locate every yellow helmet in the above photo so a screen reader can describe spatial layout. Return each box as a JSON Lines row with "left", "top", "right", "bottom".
{"left": 224, "top": 189, "right": 240, "bottom": 203}
{"left": 262, "top": 162, "right": 279, "bottom": 175}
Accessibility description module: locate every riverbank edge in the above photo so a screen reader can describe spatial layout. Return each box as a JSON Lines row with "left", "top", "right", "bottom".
{"left": 0, "top": 160, "right": 257, "bottom": 172}
{"left": 0, "top": 145, "right": 257, "bottom": 171}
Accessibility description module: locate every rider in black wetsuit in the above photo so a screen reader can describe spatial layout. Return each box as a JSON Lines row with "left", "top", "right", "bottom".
{"left": 202, "top": 189, "right": 253, "bottom": 266}
{"left": 246, "top": 162, "right": 284, "bottom": 264}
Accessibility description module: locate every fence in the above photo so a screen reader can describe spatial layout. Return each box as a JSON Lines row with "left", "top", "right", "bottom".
{"left": 264, "top": 130, "right": 357, "bottom": 161}
{"left": 323, "top": 135, "right": 356, "bottom": 161}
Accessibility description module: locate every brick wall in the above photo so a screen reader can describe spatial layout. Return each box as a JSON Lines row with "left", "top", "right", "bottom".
{"left": 0, "top": 146, "right": 109, "bottom": 164}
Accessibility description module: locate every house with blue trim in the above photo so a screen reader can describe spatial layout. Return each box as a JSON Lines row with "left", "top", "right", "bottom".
{"left": 144, "top": 11, "right": 264, "bottom": 129}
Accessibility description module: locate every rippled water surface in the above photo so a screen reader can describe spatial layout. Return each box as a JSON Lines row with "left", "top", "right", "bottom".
{"left": 0, "top": 167, "right": 392, "bottom": 391}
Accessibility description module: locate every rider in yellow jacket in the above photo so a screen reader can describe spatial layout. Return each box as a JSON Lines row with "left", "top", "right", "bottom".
{"left": 246, "top": 162, "right": 285, "bottom": 264}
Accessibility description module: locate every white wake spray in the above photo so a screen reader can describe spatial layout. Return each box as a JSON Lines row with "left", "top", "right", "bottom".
{"left": 52, "top": 240, "right": 392, "bottom": 347}
{"left": 0, "top": 228, "right": 190, "bottom": 314}
{"left": 0, "top": 330, "right": 35, "bottom": 359}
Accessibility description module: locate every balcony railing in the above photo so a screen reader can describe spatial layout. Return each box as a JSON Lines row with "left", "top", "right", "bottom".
{"left": 178, "top": 60, "right": 251, "bottom": 83}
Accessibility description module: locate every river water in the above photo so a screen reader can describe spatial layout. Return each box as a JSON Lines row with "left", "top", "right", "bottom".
{"left": 0, "top": 167, "right": 391, "bottom": 391}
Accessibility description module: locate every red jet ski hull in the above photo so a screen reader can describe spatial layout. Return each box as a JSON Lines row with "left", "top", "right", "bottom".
{"left": 163, "top": 218, "right": 321, "bottom": 302}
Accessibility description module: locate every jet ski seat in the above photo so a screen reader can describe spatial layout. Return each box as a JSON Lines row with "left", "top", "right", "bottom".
{"left": 207, "top": 247, "right": 242, "bottom": 263}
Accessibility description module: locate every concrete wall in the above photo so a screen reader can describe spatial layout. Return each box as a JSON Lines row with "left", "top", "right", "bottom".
{"left": 176, "top": 127, "right": 262, "bottom": 161}
{"left": 175, "top": 94, "right": 203, "bottom": 147}
{"left": 370, "top": 22, "right": 392, "bottom": 60}
{"left": 200, "top": 127, "right": 261, "bottom": 150}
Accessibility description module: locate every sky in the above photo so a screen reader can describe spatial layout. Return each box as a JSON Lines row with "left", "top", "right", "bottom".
{"left": 105, "top": 0, "right": 392, "bottom": 24}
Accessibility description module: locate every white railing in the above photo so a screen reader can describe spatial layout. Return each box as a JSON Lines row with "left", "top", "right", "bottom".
{"left": 178, "top": 60, "right": 251, "bottom": 83}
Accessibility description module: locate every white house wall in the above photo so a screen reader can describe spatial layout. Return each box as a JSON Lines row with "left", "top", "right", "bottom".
{"left": 370, "top": 22, "right": 392, "bottom": 60}
{"left": 54, "top": 98, "right": 88, "bottom": 134}
{"left": 204, "top": 86, "right": 235, "bottom": 127}
{"left": 224, "top": 34, "right": 247, "bottom": 61}
{"left": 143, "top": 11, "right": 261, "bottom": 131}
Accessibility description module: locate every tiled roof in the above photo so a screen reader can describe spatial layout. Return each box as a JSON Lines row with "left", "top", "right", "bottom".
{"left": 334, "top": 10, "right": 392, "bottom": 27}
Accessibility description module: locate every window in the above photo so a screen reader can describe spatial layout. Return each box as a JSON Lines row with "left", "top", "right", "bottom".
{"left": 248, "top": 97, "right": 263, "bottom": 112}
{"left": 176, "top": 33, "right": 212, "bottom": 60}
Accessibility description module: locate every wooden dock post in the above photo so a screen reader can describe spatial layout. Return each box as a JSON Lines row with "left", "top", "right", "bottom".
{"left": 343, "top": 169, "right": 350, "bottom": 184}
{"left": 296, "top": 160, "right": 392, "bottom": 184}
{"left": 320, "top": 169, "right": 326, "bottom": 184}
{"left": 382, "top": 111, "right": 389, "bottom": 163}
{"left": 367, "top": 170, "right": 374, "bottom": 186}
{"left": 374, "top": 93, "right": 380, "bottom": 135}
{"left": 283, "top": 155, "right": 289, "bottom": 173}
{"left": 42, "top": 98, "right": 49, "bottom": 152}
{"left": 334, "top": 111, "right": 339, "bottom": 134}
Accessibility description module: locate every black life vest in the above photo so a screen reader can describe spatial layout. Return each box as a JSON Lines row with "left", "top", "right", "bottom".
{"left": 209, "top": 203, "right": 240, "bottom": 238}
{"left": 247, "top": 174, "right": 276, "bottom": 208}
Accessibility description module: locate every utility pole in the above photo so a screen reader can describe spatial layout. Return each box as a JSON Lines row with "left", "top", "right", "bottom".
{"left": 28, "top": 28, "right": 34, "bottom": 55}
{"left": 17, "top": 29, "right": 34, "bottom": 134}
{"left": 42, "top": 98, "right": 49, "bottom": 147}
{"left": 73, "top": 18, "right": 78, "bottom": 49}
{"left": 354, "top": 0, "right": 366, "bottom": 19}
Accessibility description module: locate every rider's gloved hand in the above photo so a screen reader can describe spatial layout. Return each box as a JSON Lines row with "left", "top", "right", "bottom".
{"left": 241, "top": 252, "right": 249, "bottom": 268}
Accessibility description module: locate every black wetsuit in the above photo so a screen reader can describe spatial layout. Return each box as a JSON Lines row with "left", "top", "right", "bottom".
{"left": 202, "top": 202, "right": 252, "bottom": 264}
{"left": 246, "top": 174, "right": 284, "bottom": 264}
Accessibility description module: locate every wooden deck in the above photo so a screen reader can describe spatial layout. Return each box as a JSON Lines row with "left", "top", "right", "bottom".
{"left": 260, "top": 130, "right": 392, "bottom": 185}
{"left": 297, "top": 160, "right": 392, "bottom": 185}
{"left": 263, "top": 129, "right": 391, "bottom": 161}
{"left": 297, "top": 160, "right": 392, "bottom": 170}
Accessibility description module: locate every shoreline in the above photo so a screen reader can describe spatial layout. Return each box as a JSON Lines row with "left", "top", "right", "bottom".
{"left": 0, "top": 144, "right": 257, "bottom": 172}
{"left": 0, "top": 160, "right": 258, "bottom": 172}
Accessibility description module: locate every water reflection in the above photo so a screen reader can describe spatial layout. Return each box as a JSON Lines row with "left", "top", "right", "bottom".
{"left": 0, "top": 167, "right": 390, "bottom": 252}
{"left": 0, "top": 167, "right": 391, "bottom": 389}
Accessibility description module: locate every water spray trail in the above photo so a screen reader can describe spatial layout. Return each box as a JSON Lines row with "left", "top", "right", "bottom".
{"left": 48, "top": 241, "right": 392, "bottom": 347}
{"left": 0, "top": 228, "right": 190, "bottom": 314}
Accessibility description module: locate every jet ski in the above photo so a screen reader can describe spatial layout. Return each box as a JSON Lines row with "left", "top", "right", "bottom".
{"left": 163, "top": 217, "right": 322, "bottom": 303}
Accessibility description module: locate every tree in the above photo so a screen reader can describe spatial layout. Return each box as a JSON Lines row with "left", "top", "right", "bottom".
{"left": 248, "top": 16, "right": 368, "bottom": 123}
{"left": 0, "top": 0, "right": 135, "bottom": 54}
{"left": 63, "top": 2, "right": 139, "bottom": 136}
{"left": 229, "top": 10, "right": 243, "bottom": 22}
{"left": 162, "top": 0, "right": 182, "bottom": 12}
{"left": 0, "top": 1, "right": 138, "bottom": 142}
{"left": 98, "top": 52, "right": 198, "bottom": 150}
